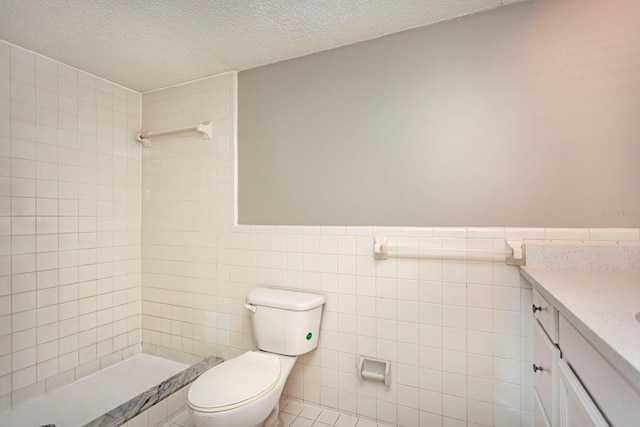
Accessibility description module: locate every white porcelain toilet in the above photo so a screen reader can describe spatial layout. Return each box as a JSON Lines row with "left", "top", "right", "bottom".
{"left": 187, "top": 288, "right": 325, "bottom": 427}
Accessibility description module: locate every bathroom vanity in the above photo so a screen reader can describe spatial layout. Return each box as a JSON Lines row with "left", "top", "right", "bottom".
{"left": 521, "top": 267, "right": 640, "bottom": 427}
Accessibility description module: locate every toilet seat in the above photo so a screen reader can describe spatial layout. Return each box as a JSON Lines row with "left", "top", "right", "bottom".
{"left": 188, "top": 352, "right": 281, "bottom": 413}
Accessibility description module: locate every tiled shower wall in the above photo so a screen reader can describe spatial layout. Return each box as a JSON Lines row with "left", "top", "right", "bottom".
{"left": 140, "top": 73, "right": 235, "bottom": 365}
{"left": 0, "top": 41, "right": 142, "bottom": 411}
{"left": 137, "top": 73, "right": 640, "bottom": 426}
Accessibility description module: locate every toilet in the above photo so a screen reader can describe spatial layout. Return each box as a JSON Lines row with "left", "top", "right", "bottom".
{"left": 187, "top": 288, "right": 325, "bottom": 427}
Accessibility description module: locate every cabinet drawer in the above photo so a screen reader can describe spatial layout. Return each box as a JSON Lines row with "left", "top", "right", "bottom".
{"left": 534, "top": 319, "right": 559, "bottom": 424}
{"left": 533, "top": 289, "right": 558, "bottom": 342}
{"left": 559, "top": 315, "right": 640, "bottom": 426}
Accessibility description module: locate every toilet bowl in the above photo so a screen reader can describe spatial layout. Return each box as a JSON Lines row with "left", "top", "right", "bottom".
{"left": 187, "top": 288, "right": 325, "bottom": 427}
{"left": 188, "top": 351, "right": 296, "bottom": 427}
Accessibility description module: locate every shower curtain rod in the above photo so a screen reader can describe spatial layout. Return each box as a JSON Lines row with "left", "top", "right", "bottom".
{"left": 136, "top": 121, "right": 213, "bottom": 145}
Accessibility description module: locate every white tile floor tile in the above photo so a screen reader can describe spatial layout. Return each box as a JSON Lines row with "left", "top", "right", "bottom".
{"left": 335, "top": 413, "right": 359, "bottom": 427}
{"left": 291, "top": 417, "right": 315, "bottom": 427}
{"left": 167, "top": 399, "right": 398, "bottom": 427}
{"left": 317, "top": 409, "right": 340, "bottom": 425}
{"left": 299, "top": 404, "right": 323, "bottom": 420}
{"left": 280, "top": 412, "right": 298, "bottom": 425}
{"left": 283, "top": 400, "right": 306, "bottom": 416}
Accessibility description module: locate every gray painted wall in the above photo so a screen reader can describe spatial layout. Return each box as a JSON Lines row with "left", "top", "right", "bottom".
{"left": 238, "top": 0, "right": 640, "bottom": 227}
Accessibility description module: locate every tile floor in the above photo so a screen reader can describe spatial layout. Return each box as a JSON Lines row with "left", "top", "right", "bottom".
{"left": 163, "top": 399, "right": 395, "bottom": 427}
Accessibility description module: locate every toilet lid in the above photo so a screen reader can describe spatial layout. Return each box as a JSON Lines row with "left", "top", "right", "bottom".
{"left": 188, "top": 352, "right": 281, "bottom": 413}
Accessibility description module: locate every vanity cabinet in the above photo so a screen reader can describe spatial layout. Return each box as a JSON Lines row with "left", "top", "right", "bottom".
{"left": 531, "top": 289, "right": 609, "bottom": 427}
{"left": 523, "top": 267, "right": 640, "bottom": 427}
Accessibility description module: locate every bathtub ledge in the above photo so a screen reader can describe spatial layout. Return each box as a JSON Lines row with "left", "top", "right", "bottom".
{"left": 84, "top": 355, "right": 223, "bottom": 427}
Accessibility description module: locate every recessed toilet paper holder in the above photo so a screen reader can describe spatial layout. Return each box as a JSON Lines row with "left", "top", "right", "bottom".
{"left": 358, "top": 356, "right": 390, "bottom": 385}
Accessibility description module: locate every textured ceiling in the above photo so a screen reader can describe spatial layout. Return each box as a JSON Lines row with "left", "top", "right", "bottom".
{"left": 0, "top": 0, "right": 526, "bottom": 92}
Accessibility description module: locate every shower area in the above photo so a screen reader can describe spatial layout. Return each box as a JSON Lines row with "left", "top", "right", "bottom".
{"left": 0, "top": 39, "right": 237, "bottom": 425}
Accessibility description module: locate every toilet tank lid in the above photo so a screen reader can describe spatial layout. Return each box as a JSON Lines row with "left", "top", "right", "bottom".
{"left": 247, "top": 288, "right": 325, "bottom": 311}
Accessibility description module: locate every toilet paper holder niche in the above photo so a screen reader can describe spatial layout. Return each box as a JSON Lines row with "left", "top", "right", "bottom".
{"left": 358, "top": 356, "right": 390, "bottom": 385}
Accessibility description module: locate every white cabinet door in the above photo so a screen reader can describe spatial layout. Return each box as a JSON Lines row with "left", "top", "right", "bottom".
{"left": 535, "top": 390, "right": 552, "bottom": 427}
{"left": 559, "top": 315, "right": 640, "bottom": 426}
{"left": 557, "top": 359, "right": 608, "bottom": 427}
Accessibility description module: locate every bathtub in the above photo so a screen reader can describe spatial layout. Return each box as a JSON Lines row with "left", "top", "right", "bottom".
{"left": 0, "top": 353, "right": 222, "bottom": 427}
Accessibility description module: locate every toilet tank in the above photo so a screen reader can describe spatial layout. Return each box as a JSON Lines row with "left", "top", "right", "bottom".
{"left": 246, "top": 288, "right": 325, "bottom": 356}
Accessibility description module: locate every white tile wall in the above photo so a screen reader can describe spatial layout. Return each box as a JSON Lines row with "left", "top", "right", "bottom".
{"left": 0, "top": 40, "right": 142, "bottom": 411}
{"left": 214, "top": 226, "right": 536, "bottom": 426}
{"left": 140, "top": 73, "right": 235, "bottom": 365}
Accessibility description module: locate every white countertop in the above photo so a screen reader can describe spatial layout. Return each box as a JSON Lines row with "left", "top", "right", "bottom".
{"left": 520, "top": 267, "right": 640, "bottom": 393}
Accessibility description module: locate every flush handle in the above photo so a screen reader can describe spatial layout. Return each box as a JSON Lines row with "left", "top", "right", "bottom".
{"left": 532, "top": 304, "right": 542, "bottom": 313}
{"left": 533, "top": 364, "right": 544, "bottom": 373}
{"left": 244, "top": 303, "right": 257, "bottom": 313}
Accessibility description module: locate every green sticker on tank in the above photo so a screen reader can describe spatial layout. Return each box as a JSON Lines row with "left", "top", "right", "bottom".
{"left": 306, "top": 333, "right": 312, "bottom": 340}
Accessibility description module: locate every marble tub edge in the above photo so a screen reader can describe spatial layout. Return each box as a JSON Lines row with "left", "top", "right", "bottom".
{"left": 83, "top": 355, "right": 223, "bottom": 427}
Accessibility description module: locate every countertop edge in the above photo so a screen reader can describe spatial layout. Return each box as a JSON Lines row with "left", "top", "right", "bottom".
{"left": 520, "top": 267, "right": 640, "bottom": 395}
